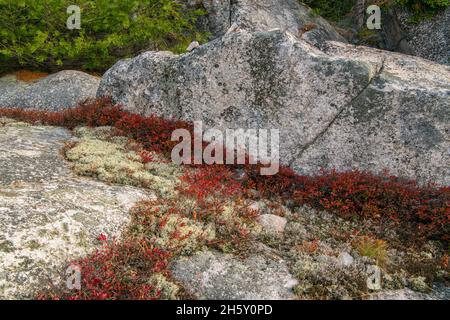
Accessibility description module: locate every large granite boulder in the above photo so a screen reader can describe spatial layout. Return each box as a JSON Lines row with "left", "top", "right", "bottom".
{"left": 97, "top": 29, "right": 449, "bottom": 185}
{"left": 0, "top": 70, "right": 100, "bottom": 111}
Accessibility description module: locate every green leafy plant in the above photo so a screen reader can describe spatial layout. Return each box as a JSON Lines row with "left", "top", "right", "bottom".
{"left": 0, "top": 0, "right": 208, "bottom": 72}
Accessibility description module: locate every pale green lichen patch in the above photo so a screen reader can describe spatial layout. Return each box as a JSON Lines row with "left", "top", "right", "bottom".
{"left": 65, "top": 126, "right": 182, "bottom": 197}
{"left": 0, "top": 117, "right": 30, "bottom": 127}
{"left": 0, "top": 240, "right": 15, "bottom": 253}
{"left": 149, "top": 273, "right": 180, "bottom": 300}
{"left": 129, "top": 201, "right": 216, "bottom": 256}
{"left": 25, "top": 240, "right": 42, "bottom": 250}
{"left": 216, "top": 204, "right": 262, "bottom": 248}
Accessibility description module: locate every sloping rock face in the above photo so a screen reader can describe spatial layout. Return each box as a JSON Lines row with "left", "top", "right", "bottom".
{"left": 0, "top": 120, "right": 152, "bottom": 299}
{"left": 197, "top": 0, "right": 346, "bottom": 46}
{"left": 171, "top": 250, "right": 298, "bottom": 300}
{"left": 98, "top": 29, "right": 450, "bottom": 185}
{"left": 0, "top": 71, "right": 100, "bottom": 111}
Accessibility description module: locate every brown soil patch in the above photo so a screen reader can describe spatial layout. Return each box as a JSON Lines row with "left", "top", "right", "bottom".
{"left": 14, "top": 70, "right": 49, "bottom": 83}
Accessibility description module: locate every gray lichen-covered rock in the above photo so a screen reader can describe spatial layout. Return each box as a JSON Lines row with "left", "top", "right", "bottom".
{"left": 0, "top": 70, "right": 100, "bottom": 111}
{"left": 171, "top": 250, "right": 298, "bottom": 300}
{"left": 98, "top": 29, "right": 449, "bottom": 185}
{"left": 98, "top": 30, "right": 375, "bottom": 165}
{"left": 337, "top": 252, "right": 354, "bottom": 267}
{"left": 196, "top": 0, "right": 231, "bottom": 38}
{"left": 0, "top": 121, "right": 153, "bottom": 299}
{"left": 395, "top": 7, "right": 450, "bottom": 66}
{"left": 198, "top": 0, "right": 346, "bottom": 45}
{"left": 0, "top": 75, "right": 28, "bottom": 100}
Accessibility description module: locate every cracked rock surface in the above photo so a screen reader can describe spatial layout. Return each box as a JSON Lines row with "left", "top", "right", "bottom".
{"left": 98, "top": 29, "right": 449, "bottom": 185}
{"left": 0, "top": 120, "right": 153, "bottom": 299}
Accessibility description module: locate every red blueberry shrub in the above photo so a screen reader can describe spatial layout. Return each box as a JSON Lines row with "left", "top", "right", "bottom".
{"left": 2, "top": 98, "right": 449, "bottom": 300}
{"left": 1, "top": 98, "right": 448, "bottom": 243}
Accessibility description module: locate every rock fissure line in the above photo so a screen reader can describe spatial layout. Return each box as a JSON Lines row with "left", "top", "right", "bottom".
{"left": 229, "top": 0, "right": 234, "bottom": 28}
{"left": 288, "top": 58, "right": 386, "bottom": 167}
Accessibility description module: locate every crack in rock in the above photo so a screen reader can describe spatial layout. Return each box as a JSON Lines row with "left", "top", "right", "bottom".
{"left": 288, "top": 58, "right": 386, "bottom": 166}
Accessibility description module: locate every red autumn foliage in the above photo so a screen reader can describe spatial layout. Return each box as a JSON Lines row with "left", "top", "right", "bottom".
{"left": 0, "top": 97, "right": 191, "bottom": 156}
{"left": 139, "top": 150, "right": 154, "bottom": 164}
{"left": 114, "top": 112, "right": 191, "bottom": 155}
{"left": 97, "top": 233, "right": 107, "bottom": 242}
{"left": 242, "top": 168, "right": 449, "bottom": 242}
{"left": 176, "top": 165, "right": 255, "bottom": 245}
{"left": 178, "top": 165, "right": 242, "bottom": 205}
{"left": 1, "top": 98, "right": 448, "bottom": 243}
{"left": 58, "top": 240, "right": 166, "bottom": 300}
{"left": 39, "top": 240, "right": 168, "bottom": 300}
{"left": 0, "top": 97, "right": 123, "bottom": 129}
{"left": 2, "top": 98, "right": 449, "bottom": 300}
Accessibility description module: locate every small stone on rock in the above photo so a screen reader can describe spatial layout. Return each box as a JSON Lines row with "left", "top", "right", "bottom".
{"left": 226, "top": 22, "right": 241, "bottom": 34}
{"left": 257, "top": 214, "right": 287, "bottom": 233}
{"left": 337, "top": 252, "right": 354, "bottom": 267}
{"left": 186, "top": 41, "right": 200, "bottom": 52}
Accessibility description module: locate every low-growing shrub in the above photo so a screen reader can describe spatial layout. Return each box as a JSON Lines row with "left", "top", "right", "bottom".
{"left": 243, "top": 168, "right": 449, "bottom": 242}
{"left": 1, "top": 98, "right": 448, "bottom": 245}
{"left": 40, "top": 197, "right": 216, "bottom": 300}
